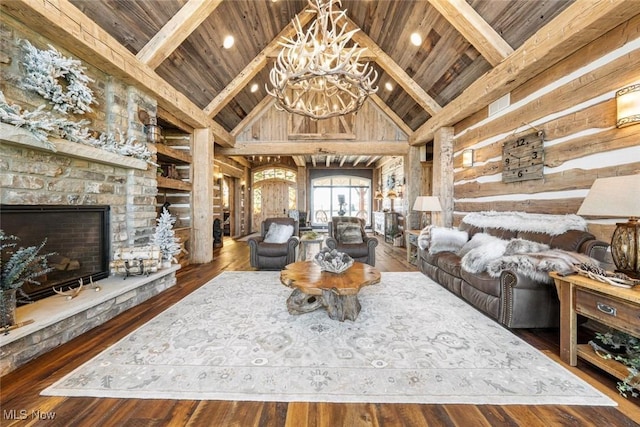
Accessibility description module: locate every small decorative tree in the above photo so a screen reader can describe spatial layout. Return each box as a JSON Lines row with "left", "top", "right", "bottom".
{"left": 153, "top": 209, "right": 181, "bottom": 267}
{"left": 1, "top": 230, "right": 54, "bottom": 327}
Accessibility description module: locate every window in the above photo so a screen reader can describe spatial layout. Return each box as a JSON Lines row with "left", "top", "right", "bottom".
{"left": 311, "top": 176, "right": 371, "bottom": 226}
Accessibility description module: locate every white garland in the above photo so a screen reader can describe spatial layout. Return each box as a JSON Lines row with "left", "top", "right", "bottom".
{"left": 0, "top": 91, "right": 154, "bottom": 164}
{"left": 21, "top": 40, "right": 96, "bottom": 115}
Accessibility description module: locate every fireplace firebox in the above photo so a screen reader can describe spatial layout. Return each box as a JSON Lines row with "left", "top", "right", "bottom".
{"left": 1, "top": 205, "right": 110, "bottom": 302}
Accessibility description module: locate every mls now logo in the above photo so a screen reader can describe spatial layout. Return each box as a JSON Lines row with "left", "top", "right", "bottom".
{"left": 4, "top": 409, "right": 56, "bottom": 420}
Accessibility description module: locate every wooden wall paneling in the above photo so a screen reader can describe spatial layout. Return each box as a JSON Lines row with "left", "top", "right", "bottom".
{"left": 454, "top": 199, "right": 584, "bottom": 216}
{"left": 454, "top": 46, "right": 640, "bottom": 151}
{"left": 508, "top": 13, "right": 640, "bottom": 107}
{"left": 455, "top": 163, "right": 640, "bottom": 200}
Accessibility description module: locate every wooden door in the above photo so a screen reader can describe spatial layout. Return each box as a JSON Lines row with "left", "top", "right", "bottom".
{"left": 252, "top": 180, "right": 294, "bottom": 232}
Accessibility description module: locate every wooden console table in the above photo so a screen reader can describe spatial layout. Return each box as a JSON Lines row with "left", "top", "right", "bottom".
{"left": 550, "top": 272, "right": 640, "bottom": 382}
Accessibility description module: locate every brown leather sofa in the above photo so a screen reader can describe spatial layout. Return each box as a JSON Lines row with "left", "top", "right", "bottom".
{"left": 326, "top": 216, "right": 378, "bottom": 266}
{"left": 418, "top": 213, "right": 609, "bottom": 328}
{"left": 248, "top": 217, "right": 299, "bottom": 270}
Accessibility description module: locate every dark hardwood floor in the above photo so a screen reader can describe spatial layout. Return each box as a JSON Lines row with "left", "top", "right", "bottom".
{"left": 1, "top": 236, "right": 639, "bottom": 426}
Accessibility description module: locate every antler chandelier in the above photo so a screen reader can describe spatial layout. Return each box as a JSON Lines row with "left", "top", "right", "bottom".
{"left": 267, "top": 0, "right": 378, "bottom": 120}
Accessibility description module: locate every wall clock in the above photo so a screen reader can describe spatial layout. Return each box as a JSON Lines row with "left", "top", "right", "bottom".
{"left": 502, "top": 130, "right": 545, "bottom": 183}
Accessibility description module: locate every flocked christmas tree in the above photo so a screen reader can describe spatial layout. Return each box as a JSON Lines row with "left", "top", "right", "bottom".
{"left": 153, "top": 209, "right": 181, "bottom": 267}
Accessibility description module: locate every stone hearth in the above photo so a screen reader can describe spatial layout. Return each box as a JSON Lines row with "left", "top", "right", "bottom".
{"left": 0, "top": 266, "right": 178, "bottom": 375}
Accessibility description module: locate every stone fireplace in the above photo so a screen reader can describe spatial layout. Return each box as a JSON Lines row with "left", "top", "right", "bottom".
{"left": 1, "top": 205, "right": 111, "bottom": 301}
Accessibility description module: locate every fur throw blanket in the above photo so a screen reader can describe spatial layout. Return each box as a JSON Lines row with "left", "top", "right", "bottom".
{"left": 460, "top": 235, "right": 596, "bottom": 283}
{"left": 462, "top": 211, "right": 587, "bottom": 235}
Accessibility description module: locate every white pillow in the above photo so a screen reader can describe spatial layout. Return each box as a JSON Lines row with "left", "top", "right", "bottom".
{"left": 428, "top": 227, "right": 469, "bottom": 255}
{"left": 264, "top": 223, "right": 294, "bottom": 243}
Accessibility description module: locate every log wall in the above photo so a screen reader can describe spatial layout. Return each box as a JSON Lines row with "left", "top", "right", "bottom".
{"left": 451, "top": 15, "right": 640, "bottom": 242}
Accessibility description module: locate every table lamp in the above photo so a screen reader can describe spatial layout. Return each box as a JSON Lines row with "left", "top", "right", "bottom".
{"left": 577, "top": 175, "right": 640, "bottom": 279}
{"left": 413, "top": 196, "right": 442, "bottom": 229}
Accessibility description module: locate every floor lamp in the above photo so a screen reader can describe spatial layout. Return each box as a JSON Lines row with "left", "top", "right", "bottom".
{"left": 413, "top": 196, "right": 442, "bottom": 229}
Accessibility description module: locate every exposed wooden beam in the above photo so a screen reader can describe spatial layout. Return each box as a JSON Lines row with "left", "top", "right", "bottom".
{"left": 231, "top": 96, "right": 276, "bottom": 137}
{"left": 366, "top": 156, "right": 381, "bottom": 167}
{"left": 325, "top": 156, "right": 331, "bottom": 167}
{"left": 1, "top": 0, "right": 235, "bottom": 147}
{"left": 339, "top": 156, "right": 346, "bottom": 167}
{"left": 428, "top": 0, "right": 513, "bottom": 67}
{"left": 353, "top": 156, "right": 365, "bottom": 167}
{"left": 369, "top": 95, "right": 412, "bottom": 137}
{"left": 345, "top": 17, "right": 442, "bottom": 117}
{"left": 292, "top": 156, "right": 306, "bottom": 167}
{"left": 219, "top": 142, "right": 409, "bottom": 156}
{"left": 228, "top": 155, "right": 251, "bottom": 168}
{"left": 203, "top": 8, "right": 315, "bottom": 118}
{"left": 410, "top": 0, "right": 640, "bottom": 145}
{"left": 311, "top": 156, "right": 317, "bottom": 167}
{"left": 137, "top": 0, "right": 223, "bottom": 69}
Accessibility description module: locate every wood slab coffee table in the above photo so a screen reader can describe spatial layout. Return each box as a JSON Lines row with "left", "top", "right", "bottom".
{"left": 280, "top": 261, "right": 381, "bottom": 321}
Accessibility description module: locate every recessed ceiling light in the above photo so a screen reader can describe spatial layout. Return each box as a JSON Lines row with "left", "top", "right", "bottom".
{"left": 223, "top": 35, "right": 234, "bottom": 49}
{"left": 410, "top": 32, "right": 422, "bottom": 46}
{"left": 385, "top": 82, "right": 393, "bottom": 91}
{"left": 250, "top": 83, "right": 259, "bottom": 93}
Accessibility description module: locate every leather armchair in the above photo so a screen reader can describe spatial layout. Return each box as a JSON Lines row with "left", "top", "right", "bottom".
{"left": 248, "top": 217, "right": 299, "bottom": 270}
{"left": 326, "top": 216, "right": 378, "bottom": 266}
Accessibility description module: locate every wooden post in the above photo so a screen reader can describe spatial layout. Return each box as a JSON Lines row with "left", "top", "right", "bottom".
{"left": 406, "top": 146, "right": 423, "bottom": 230}
{"left": 432, "top": 127, "right": 454, "bottom": 227}
{"left": 191, "top": 128, "right": 213, "bottom": 263}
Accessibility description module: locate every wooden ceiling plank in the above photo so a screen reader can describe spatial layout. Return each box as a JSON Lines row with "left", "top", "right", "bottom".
{"left": 136, "top": 0, "right": 223, "bottom": 69}
{"left": 369, "top": 94, "right": 412, "bottom": 137}
{"left": 1, "top": 0, "right": 235, "bottom": 147}
{"left": 203, "top": 7, "right": 316, "bottom": 118}
{"left": 218, "top": 142, "right": 409, "bottom": 156}
{"left": 231, "top": 96, "right": 276, "bottom": 137}
{"left": 410, "top": 0, "right": 640, "bottom": 145}
{"left": 345, "top": 16, "right": 442, "bottom": 116}
{"left": 428, "top": 0, "right": 513, "bottom": 67}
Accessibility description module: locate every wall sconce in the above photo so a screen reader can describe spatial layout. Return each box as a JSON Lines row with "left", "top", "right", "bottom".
{"left": 616, "top": 83, "right": 640, "bottom": 128}
{"left": 462, "top": 149, "right": 474, "bottom": 168}
{"left": 138, "top": 109, "right": 162, "bottom": 143}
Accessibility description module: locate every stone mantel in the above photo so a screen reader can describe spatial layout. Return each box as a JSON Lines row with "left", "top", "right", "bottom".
{"left": 0, "top": 122, "right": 149, "bottom": 171}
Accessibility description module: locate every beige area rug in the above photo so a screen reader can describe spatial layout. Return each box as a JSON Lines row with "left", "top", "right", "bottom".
{"left": 42, "top": 272, "right": 615, "bottom": 405}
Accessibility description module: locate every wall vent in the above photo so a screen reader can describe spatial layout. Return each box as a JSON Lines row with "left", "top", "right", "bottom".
{"left": 489, "top": 93, "right": 510, "bottom": 116}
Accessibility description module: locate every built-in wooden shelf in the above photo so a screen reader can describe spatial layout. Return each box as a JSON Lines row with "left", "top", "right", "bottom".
{"left": 156, "top": 176, "right": 192, "bottom": 191}
{"left": 156, "top": 143, "right": 191, "bottom": 164}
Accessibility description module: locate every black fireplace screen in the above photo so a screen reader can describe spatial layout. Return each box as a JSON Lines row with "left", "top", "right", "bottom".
{"left": 1, "top": 205, "right": 110, "bottom": 302}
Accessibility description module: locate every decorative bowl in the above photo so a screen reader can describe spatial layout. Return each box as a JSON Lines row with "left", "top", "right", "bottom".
{"left": 314, "top": 248, "right": 353, "bottom": 274}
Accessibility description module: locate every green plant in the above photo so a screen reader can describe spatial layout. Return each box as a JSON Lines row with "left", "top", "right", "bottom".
{"left": 1, "top": 230, "right": 54, "bottom": 294}
{"left": 594, "top": 329, "right": 640, "bottom": 398}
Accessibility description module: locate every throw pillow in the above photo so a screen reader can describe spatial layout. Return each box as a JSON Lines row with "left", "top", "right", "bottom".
{"left": 428, "top": 227, "right": 469, "bottom": 255}
{"left": 336, "top": 223, "right": 364, "bottom": 244}
{"left": 264, "top": 223, "right": 294, "bottom": 244}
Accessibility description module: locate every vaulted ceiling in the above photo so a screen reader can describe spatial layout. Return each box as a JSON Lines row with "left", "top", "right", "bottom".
{"left": 15, "top": 0, "right": 633, "bottom": 168}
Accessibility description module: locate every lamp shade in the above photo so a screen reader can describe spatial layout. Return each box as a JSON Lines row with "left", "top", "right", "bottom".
{"left": 578, "top": 174, "right": 640, "bottom": 279}
{"left": 577, "top": 175, "right": 640, "bottom": 218}
{"left": 387, "top": 190, "right": 398, "bottom": 199}
{"left": 413, "top": 196, "right": 442, "bottom": 212}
